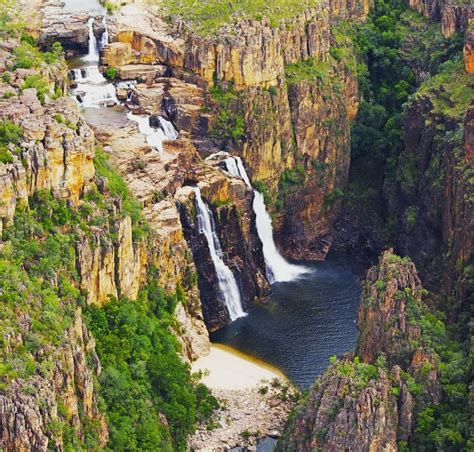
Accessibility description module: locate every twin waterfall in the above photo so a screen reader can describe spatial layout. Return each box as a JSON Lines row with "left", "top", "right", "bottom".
{"left": 193, "top": 187, "right": 246, "bottom": 320}
{"left": 225, "top": 157, "right": 308, "bottom": 283}
{"left": 74, "top": 14, "right": 304, "bottom": 322}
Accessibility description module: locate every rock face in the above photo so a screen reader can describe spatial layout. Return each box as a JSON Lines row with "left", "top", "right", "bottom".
{"left": 0, "top": 71, "right": 94, "bottom": 235}
{"left": 386, "top": 97, "right": 473, "bottom": 314}
{"left": 101, "top": 0, "right": 364, "bottom": 261}
{"left": 464, "top": 21, "right": 474, "bottom": 73}
{"left": 87, "top": 104, "right": 269, "bottom": 332}
{"left": 39, "top": 1, "right": 106, "bottom": 54}
{"left": 278, "top": 251, "right": 442, "bottom": 450}
{"left": 178, "top": 171, "right": 269, "bottom": 331}
{"left": 407, "top": 0, "right": 473, "bottom": 37}
{"left": 277, "top": 363, "right": 398, "bottom": 452}
{"left": 0, "top": 310, "right": 108, "bottom": 451}
{"left": 357, "top": 251, "right": 423, "bottom": 365}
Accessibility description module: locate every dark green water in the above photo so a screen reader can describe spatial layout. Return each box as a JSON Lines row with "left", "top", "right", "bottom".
{"left": 211, "top": 259, "right": 361, "bottom": 390}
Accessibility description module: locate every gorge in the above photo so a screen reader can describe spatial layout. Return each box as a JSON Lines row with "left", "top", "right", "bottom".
{"left": 0, "top": 0, "right": 472, "bottom": 450}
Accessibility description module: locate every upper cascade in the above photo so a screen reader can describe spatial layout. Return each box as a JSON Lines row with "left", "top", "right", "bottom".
{"left": 193, "top": 187, "right": 246, "bottom": 321}
{"left": 225, "top": 156, "right": 308, "bottom": 283}
{"left": 71, "top": 16, "right": 118, "bottom": 108}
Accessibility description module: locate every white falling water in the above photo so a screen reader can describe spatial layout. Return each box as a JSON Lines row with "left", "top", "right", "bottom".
{"left": 225, "top": 156, "right": 308, "bottom": 283}
{"left": 126, "top": 112, "right": 178, "bottom": 152}
{"left": 84, "top": 17, "right": 99, "bottom": 62}
{"left": 100, "top": 16, "right": 108, "bottom": 50}
{"left": 71, "top": 16, "right": 118, "bottom": 108}
{"left": 193, "top": 187, "right": 246, "bottom": 321}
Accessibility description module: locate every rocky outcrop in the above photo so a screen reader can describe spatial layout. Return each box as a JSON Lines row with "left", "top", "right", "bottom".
{"left": 39, "top": 1, "right": 105, "bottom": 54}
{"left": 385, "top": 94, "right": 473, "bottom": 314}
{"left": 357, "top": 251, "right": 423, "bottom": 365}
{"left": 101, "top": 0, "right": 362, "bottom": 261}
{"left": 407, "top": 0, "right": 473, "bottom": 37}
{"left": 278, "top": 251, "right": 442, "bottom": 450}
{"left": 86, "top": 103, "right": 268, "bottom": 331}
{"left": 277, "top": 362, "right": 398, "bottom": 452}
{"left": 178, "top": 166, "right": 269, "bottom": 330}
{"left": 464, "top": 21, "right": 474, "bottom": 73}
{"left": 0, "top": 60, "right": 95, "bottom": 234}
{"left": 0, "top": 310, "right": 108, "bottom": 451}
{"left": 190, "top": 383, "right": 296, "bottom": 451}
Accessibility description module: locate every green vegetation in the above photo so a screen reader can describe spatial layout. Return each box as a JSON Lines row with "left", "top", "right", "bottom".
{"left": 1, "top": 0, "right": 64, "bottom": 75}
{"left": 13, "top": 38, "right": 63, "bottom": 70}
{"left": 105, "top": 67, "right": 118, "bottom": 79}
{"left": 0, "top": 120, "right": 22, "bottom": 163}
{"left": 284, "top": 59, "right": 332, "bottom": 85}
{"left": 93, "top": 148, "right": 149, "bottom": 241}
{"left": 403, "top": 295, "right": 472, "bottom": 450}
{"left": 416, "top": 58, "right": 474, "bottom": 120}
{"left": 208, "top": 83, "right": 245, "bottom": 143}
{"left": 0, "top": 147, "right": 218, "bottom": 448}
{"left": 162, "top": 0, "right": 321, "bottom": 35}
{"left": 275, "top": 165, "right": 306, "bottom": 210}
{"left": 0, "top": 191, "right": 86, "bottom": 393}
{"left": 343, "top": 0, "right": 465, "bottom": 248}
{"left": 21, "top": 74, "right": 50, "bottom": 103}
{"left": 86, "top": 285, "right": 219, "bottom": 450}
{"left": 0, "top": 0, "right": 25, "bottom": 38}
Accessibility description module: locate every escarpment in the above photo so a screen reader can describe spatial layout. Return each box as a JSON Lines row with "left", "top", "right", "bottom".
{"left": 0, "top": 24, "right": 215, "bottom": 448}
{"left": 386, "top": 71, "right": 473, "bottom": 314}
{"left": 407, "top": 0, "right": 473, "bottom": 37}
{"left": 96, "top": 0, "right": 365, "bottom": 261}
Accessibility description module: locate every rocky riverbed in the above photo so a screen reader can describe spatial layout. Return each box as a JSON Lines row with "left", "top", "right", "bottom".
{"left": 189, "top": 345, "right": 297, "bottom": 450}
{"left": 189, "top": 385, "right": 297, "bottom": 451}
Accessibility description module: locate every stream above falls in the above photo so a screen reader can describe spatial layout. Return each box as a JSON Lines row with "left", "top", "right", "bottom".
{"left": 211, "top": 258, "right": 361, "bottom": 390}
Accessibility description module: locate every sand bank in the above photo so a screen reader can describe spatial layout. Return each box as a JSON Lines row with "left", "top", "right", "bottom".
{"left": 192, "top": 344, "right": 286, "bottom": 390}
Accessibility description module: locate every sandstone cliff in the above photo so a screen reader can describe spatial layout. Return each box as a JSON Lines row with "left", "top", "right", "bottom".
{"left": 97, "top": 0, "right": 364, "bottom": 261}
{"left": 407, "top": 0, "right": 473, "bottom": 37}
{"left": 386, "top": 77, "right": 473, "bottom": 315}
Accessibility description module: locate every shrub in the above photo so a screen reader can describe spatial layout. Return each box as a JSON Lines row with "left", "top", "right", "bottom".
{"left": 21, "top": 75, "right": 50, "bottom": 103}
{"left": 105, "top": 67, "right": 118, "bottom": 79}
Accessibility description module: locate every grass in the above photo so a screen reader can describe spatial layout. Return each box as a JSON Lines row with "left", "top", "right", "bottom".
{"left": 415, "top": 57, "right": 474, "bottom": 120}
{"left": 284, "top": 58, "right": 332, "bottom": 85}
{"left": 161, "top": 0, "right": 321, "bottom": 35}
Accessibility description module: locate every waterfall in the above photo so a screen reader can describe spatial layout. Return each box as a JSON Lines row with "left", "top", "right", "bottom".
{"left": 71, "top": 16, "right": 118, "bottom": 108}
{"left": 193, "top": 187, "right": 246, "bottom": 321}
{"left": 84, "top": 17, "right": 99, "bottom": 62}
{"left": 127, "top": 112, "right": 178, "bottom": 152}
{"left": 100, "top": 16, "right": 108, "bottom": 50}
{"left": 225, "top": 156, "right": 308, "bottom": 283}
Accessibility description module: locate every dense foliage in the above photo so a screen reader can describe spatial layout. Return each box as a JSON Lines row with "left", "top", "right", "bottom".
{"left": 208, "top": 83, "right": 245, "bottom": 143}
{"left": 344, "top": 0, "right": 464, "bottom": 246}
{"left": 0, "top": 144, "right": 217, "bottom": 450}
{"left": 86, "top": 283, "right": 218, "bottom": 451}
{"left": 343, "top": 1, "right": 472, "bottom": 449}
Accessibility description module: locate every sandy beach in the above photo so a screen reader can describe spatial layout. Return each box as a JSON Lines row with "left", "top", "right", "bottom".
{"left": 192, "top": 343, "right": 286, "bottom": 390}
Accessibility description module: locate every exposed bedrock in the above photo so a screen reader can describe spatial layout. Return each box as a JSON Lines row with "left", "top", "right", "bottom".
{"left": 98, "top": 0, "right": 363, "bottom": 261}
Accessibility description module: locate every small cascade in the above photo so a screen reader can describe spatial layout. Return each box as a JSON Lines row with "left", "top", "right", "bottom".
{"left": 193, "top": 187, "right": 246, "bottom": 321}
{"left": 127, "top": 112, "right": 178, "bottom": 152}
{"left": 84, "top": 17, "right": 99, "bottom": 62}
{"left": 225, "top": 156, "right": 308, "bottom": 283}
{"left": 99, "top": 16, "right": 108, "bottom": 50}
{"left": 71, "top": 16, "right": 118, "bottom": 108}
